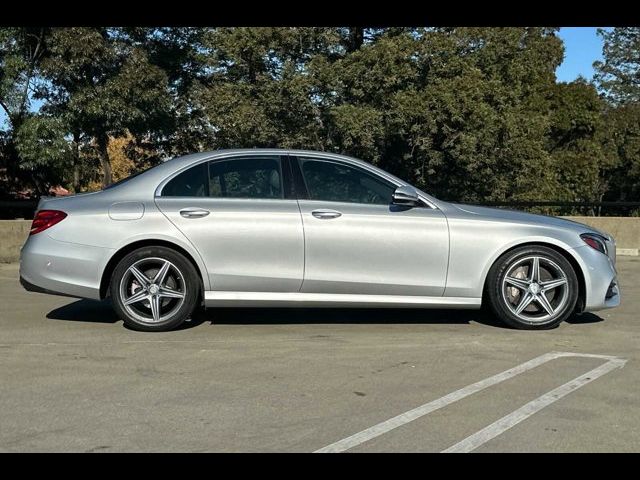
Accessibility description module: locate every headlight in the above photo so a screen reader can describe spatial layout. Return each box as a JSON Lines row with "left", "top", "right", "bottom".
{"left": 580, "top": 233, "right": 608, "bottom": 255}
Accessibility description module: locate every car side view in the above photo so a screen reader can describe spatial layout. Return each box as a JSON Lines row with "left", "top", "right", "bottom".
{"left": 19, "top": 149, "right": 620, "bottom": 331}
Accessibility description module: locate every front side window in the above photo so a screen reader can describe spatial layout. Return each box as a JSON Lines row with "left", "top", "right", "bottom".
{"left": 299, "top": 158, "right": 395, "bottom": 205}
{"left": 161, "top": 156, "right": 282, "bottom": 199}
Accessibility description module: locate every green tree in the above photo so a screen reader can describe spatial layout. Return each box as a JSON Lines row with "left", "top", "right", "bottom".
{"left": 594, "top": 28, "right": 640, "bottom": 105}
{"left": 2, "top": 26, "right": 637, "bottom": 209}
{"left": 121, "top": 27, "right": 209, "bottom": 156}
{"left": 601, "top": 104, "right": 640, "bottom": 202}
{"left": 39, "top": 28, "right": 172, "bottom": 188}
{"left": 594, "top": 27, "right": 640, "bottom": 204}
{"left": 192, "top": 27, "right": 339, "bottom": 152}
{"left": 313, "top": 28, "right": 564, "bottom": 202}
{"left": 547, "top": 79, "right": 616, "bottom": 210}
{"left": 0, "top": 27, "right": 58, "bottom": 194}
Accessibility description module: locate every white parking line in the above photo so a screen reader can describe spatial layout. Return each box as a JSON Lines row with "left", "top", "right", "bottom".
{"left": 314, "top": 352, "right": 626, "bottom": 453}
{"left": 442, "top": 357, "right": 627, "bottom": 452}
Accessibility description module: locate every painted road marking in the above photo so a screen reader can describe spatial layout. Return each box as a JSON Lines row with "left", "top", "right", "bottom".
{"left": 442, "top": 356, "right": 626, "bottom": 452}
{"left": 314, "top": 352, "right": 626, "bottom": 453}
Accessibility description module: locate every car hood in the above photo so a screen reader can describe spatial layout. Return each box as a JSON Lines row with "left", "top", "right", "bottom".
{"left": 448, "top": 203, "right": 609, "bottom": 238}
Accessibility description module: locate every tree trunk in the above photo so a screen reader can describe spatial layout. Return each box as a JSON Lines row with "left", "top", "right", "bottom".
{"left": 73, "top": 166, "right": 80, "bottom": 193}
{"left": 72, "top": 131, "right": 81, "bottom": 192}
{"left": 346, "top": 27, "right": 364, "bottom": 53}
{"left": 98, "top": 133, "right": 112, "bottom": 188}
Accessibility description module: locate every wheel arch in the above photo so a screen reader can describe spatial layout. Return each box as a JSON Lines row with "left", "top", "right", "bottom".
{"left": 482, "top": 241, "right": 586, "bottom": 313}
{"left": 100, "top": 239, "right": 206, "bottom": 300}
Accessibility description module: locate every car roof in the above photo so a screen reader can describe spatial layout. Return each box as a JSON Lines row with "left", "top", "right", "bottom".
{"left": 159, "top": 148, "right": 400, "bottom": 181}
{"left": 107, "top": 148, "right": 442, "bottom": 209}
{"left": 162, "top": 148, "right": 364, "bottom": 165}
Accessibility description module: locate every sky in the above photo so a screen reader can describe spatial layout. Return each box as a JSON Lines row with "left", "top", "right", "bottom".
{"left": 556, "top": 27, "right": 609, "bottom": 83}
{"left": 0, "top": 27, "right": 613, "bottom": 129}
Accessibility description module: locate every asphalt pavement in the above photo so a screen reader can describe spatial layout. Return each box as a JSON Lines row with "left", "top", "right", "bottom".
{"left": 1, "top": 258, "right": 638, "bottom": 452}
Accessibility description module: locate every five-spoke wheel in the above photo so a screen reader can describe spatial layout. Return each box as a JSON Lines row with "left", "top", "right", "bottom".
{"left": 110, "top": 246, "right": 200, "bottom": 331}
{"left": 487, "top": 246, "right": 579, "bottom": 329}
{"left": 119, "top": 258, "right": 187, "bottom": 324}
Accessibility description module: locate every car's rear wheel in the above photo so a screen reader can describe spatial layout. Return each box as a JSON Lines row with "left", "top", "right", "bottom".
{"left": 110, "top": 246, "right": 200, "bottom": 332}
{"left": 486, "top": 246, "right": 579, "bottom": 330}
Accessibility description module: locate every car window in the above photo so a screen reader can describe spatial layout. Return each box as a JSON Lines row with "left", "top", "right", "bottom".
{"left": 161, "top": 156, "right": 283, "bottom": 199}
{"left": 161, "top": 162, "right": 208, "bottom": 197}
{"left": 299, "top": 158, "right": 395, "bottom": 205}
{"left": 208, "top": 157, "right": 282, "bottom": 199}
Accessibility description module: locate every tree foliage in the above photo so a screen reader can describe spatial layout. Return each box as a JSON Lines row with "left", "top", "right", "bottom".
{"left": 594, "top": 27, "right": 640, "bottom": 105}
{"left": 38, "top": 27, "right": 172, "bottom": 187}
{"left": 0, "top": 27, "right": 639, "bottom": 208}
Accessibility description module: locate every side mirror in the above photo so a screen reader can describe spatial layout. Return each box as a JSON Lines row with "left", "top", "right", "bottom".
{"left": 392, "top": 185, "right": 421, "bottom": 207}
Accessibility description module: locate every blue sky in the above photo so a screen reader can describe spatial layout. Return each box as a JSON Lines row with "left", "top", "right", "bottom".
{"left": 0, "top": 27, "right": 613, "bottom": 129}
{"left": 556, "top": 27, "right": 609, "bottom": 83}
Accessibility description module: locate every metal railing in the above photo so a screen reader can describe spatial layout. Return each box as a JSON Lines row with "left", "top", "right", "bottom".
{"left": 0, "top": 200, "right": 39, "bottom": 219}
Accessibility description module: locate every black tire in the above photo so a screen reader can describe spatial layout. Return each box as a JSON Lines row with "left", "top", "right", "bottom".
{"left": 110, "top": 246, "right": 200, "bottom": 332}
{"left": 486, "top": 245, "right": 579, "bottom": 330}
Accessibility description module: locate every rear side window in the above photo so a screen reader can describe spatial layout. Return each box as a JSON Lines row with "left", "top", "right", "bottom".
{"left": 162, "top": 162, "right": 208, "bottom": 197}
{"left": 161, "top": 156, "right": 283, "bottom": 199}
{"left": 209, "top": 157, "right": 282, "bottom": 199}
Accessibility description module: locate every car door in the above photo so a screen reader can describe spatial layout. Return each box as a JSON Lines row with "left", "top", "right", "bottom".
{"left": 292, "top": 155, "right": 449, "bottom": 296}
{"left": 155, "top": 154, "right": 304, "bottom": 292}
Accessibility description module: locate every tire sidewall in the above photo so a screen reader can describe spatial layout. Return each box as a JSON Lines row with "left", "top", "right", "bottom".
{"left": 110, "top": 246, "right": 200, "bottom": 332}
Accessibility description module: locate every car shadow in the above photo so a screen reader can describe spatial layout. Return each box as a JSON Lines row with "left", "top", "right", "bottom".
{"left": 47, "top": 299, "right": 604, "bottom": 330}
{"left": 47, "top": 299, "right": 120, "bottom": 324}
{"left": 565, "top": 312, "right": 605, "bottom": 324}
{"left": 187, "top": 306, "right": 507, "bottom": 329}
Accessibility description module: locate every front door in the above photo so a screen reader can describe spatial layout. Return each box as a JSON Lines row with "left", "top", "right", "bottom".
{"left": 293, "top": 156, "right": 449, "bottom": 296}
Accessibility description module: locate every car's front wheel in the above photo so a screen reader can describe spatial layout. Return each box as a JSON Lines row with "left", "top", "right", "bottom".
{"left": 486, "top": 246, "right": 579, "bottom": 330}
{"left": 110, "top": 246, "right": 200, "bottom": 332}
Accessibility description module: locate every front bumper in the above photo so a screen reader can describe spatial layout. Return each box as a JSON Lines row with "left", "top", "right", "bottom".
{"left": 19, "top": 233, "right": 114, "bottom": 300}
{"left": 571, "top": 244, "right": 620, "bottom": 312}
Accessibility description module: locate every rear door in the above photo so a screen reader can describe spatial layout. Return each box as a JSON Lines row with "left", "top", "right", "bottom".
{"left": 155, "top": 154, "right": 304, "bottom": 292}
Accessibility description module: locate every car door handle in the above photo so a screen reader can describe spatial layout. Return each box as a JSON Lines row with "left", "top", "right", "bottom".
{"left": 180, "top": 208, "right": 210, "bottom": 218}
{"left": 312, "top": 209, "right": 342, "bottom": 219}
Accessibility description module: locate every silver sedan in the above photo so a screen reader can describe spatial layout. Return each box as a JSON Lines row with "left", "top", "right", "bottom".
{"left": 20, "top": 149, "right": 620, "bottom": 331}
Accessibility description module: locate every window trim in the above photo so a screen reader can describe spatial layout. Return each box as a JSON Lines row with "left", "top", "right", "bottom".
{"left": 288, "top": 155, "right": 309, "bottom": 200}
{"left": 157, "top": 154, "right": 292, "bottom": 200}
{"left": 281, "top": 155, "right": 296, "bottom": 200}
{"left": 154, "top": 151, "right": 438, "bottom": 209}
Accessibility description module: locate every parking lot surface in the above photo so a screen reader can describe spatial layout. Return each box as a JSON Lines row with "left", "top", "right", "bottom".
{"left": 1, "top": 258, "right": 638, "bottom": 452}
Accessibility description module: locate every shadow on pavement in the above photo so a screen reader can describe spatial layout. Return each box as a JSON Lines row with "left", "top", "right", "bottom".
{"left": 47, "top": 299, "right": 119, "bottom": 324}
{"left": 47, "top": 299, "right": 604, "bottom": 331}
{"left": 189, "top": 306, "right": 506, "bottom": 329}
{"left": 565, "top": 312, "right": 605, "bottom": 324}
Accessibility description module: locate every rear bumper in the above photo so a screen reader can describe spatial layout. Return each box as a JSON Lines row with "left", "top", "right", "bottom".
{"left": 19, "top": 233, "right": 114, "bottom": 300}
{"left": 20, "top": 275, "right": 81, "bottom": 298}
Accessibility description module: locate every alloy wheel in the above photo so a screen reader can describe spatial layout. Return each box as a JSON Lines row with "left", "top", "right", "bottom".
{"left": 500, "top": 255, "right": 570, "bottom": 324}
{"left": 118, "top": 257, "right": 186, "bottom": 324}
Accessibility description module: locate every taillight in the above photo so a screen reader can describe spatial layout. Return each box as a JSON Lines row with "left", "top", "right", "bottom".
{"left": 30, "top": 210, "right": 67, "bottom": 235}
{"left": 580, "top": 233, "right": 608, "bottom": 255}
